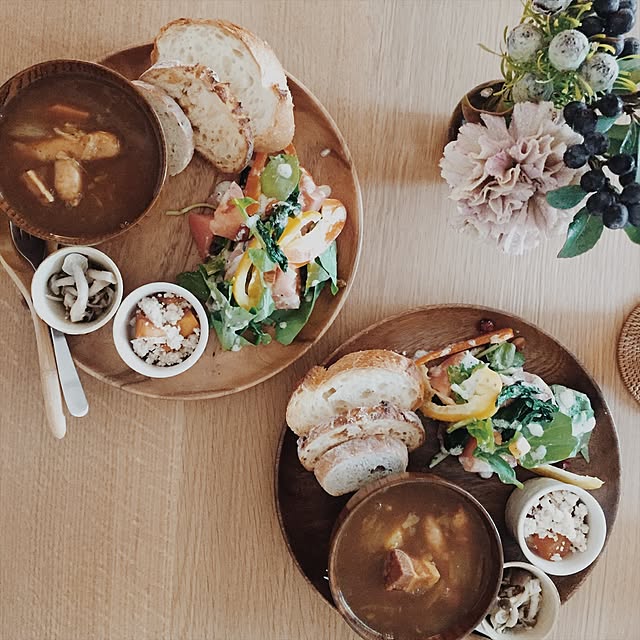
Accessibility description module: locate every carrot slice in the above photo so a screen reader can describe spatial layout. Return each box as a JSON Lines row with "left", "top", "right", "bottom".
{"left": 282, "top": 143, "right": 297, "bottom": 156}
{"left": 414, "top": 328, "right": 515, "bottom": 367}
{"left": 244, "top": 152, "right": 268, "bottom": 214}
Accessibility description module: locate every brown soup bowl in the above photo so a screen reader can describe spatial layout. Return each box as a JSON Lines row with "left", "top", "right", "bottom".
{"left": 0, "top": 59, "right": 167, "bottom": 245}
{"left": 328, "top": 473, "right": 503, "bottom": 640}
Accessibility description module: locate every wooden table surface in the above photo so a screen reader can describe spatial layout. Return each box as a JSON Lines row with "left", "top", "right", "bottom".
{"left": 0, "top": 1, "right": 638, "bottom": 639}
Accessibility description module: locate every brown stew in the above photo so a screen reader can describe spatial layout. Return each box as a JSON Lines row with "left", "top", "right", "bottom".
{"left": 331, "top": 482, "right": 499, "bottom": 639}
{"left": 0, "top": 73, "right": 161, "bottom": 238}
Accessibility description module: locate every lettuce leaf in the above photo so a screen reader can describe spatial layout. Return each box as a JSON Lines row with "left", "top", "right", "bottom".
{"left": 317, "top": 241, "right": 339, "bottom": 294}
{"left": 465, "top": 418, "right": 496, "bottom": 454}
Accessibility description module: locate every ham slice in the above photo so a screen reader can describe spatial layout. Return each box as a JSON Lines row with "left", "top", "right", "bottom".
{"left": 267, "top": 267, "right": 301, "bottom": 310}
{"left": 298, "top": 167, "right": 328, "bottom": 212}
{"left": 383, "top": 548, "right": 440, "bottom": 594}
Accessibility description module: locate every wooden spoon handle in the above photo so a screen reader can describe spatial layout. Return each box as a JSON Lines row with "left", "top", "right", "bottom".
{"left": 30, "top": 308, "right": 66, "bottom": 439}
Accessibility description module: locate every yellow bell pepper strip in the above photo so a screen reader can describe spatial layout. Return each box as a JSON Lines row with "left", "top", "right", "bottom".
{"left": 232, "top": 239, "right": 264, "bottom": 310}
{"left": 420, "top": 367, "right": 503, "bottom": 422}
{"left": 278, "top": 199, "right": 347, "bottom": 267}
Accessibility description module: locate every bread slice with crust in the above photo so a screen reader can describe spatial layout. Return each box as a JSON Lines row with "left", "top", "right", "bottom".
{"left": 151, "top": 18, "right": 294, "bottom": 153}
{"left": 314, "top": 435, "right": 408, "bottom": 497}
{"left": 286, "top": 350, "right": 426, "bottom": 436}
{"left": 297, "top": 403, "right": 425, "bottom": 471}
{"left": 139, "top": 61, "right": 253, "bottom": 173}
{"left": 132, "top": 80, "right": 194, "bottom": 176}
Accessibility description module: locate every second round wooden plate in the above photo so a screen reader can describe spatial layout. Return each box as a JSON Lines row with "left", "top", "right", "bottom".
{"left": 63, "top": 44, "right": 362, "bottom": 399}
{"left": 275, "top": 305, "right": 620, "bottom": 607}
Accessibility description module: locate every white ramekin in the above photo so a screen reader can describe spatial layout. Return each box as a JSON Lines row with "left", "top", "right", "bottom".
{"left": 31, "top": 246, "right": 123, "bottom": 335}
{"left": 505, "top": 477, "right": 606, "bottom": 576}
{"left": 112, "top": 282, "right": 209, "bottom": 379}
{"left": 477, "top": 561, "right": 561, "bottom": 640}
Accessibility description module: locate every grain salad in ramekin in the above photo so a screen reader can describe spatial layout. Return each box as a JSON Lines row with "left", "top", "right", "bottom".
{"left": 112, "top": 282, "right": 209, "bottom": 378}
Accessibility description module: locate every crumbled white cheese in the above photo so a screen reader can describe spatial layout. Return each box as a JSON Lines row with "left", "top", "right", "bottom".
{"left": 319, "top": 148, "right": 331, "bottom": 157}
{"left": 279, "top": 322, "right": 288, "bottom": 329}
{"left": 523, "top": 490, "right": 589, "bottom": 558}
{"left": 276, "top": 163, "right": 293, "bottom": 179}
{"left": 529, "top": 445, "right": 547, "bottom": 461}
{"left": 528, "top": 422, "right": 544, "bottom": 437}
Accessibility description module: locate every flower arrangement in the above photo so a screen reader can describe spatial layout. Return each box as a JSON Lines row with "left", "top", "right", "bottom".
{"left": 442, "top": 0, "right": 640, "bottom": 257}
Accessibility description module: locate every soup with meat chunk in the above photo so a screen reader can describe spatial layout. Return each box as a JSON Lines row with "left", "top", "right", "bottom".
{"left": 329, "top": 476, "right": 502, "bottom": 640}
{"left": 0, "top": 70, "right": 163, "bottom": 241}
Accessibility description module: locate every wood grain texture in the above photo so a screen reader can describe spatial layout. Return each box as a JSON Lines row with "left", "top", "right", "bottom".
{"left": 0, "top": 1, "right": 639, "bottom": 639}
{"left": 276, "top": 306, "right": 620, "bottom": 607}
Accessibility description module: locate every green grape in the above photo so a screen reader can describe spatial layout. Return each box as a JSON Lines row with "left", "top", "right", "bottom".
{"left": 260, "top": 154, "right": 300, "bottom": 201}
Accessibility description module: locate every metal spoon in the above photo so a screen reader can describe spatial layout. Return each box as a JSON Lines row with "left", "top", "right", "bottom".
{"left": 9, "top": 223, "right": 89, "bottom": 417}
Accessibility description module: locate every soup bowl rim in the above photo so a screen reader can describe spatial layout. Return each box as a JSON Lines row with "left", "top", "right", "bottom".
{"left": 328, "top": 471, "right": 505, "bottom": 640}
{"left": 0, "top": 57, "right": 168, "bottom": 246}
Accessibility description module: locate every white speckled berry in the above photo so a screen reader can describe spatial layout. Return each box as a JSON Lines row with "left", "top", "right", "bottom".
{"left": 532, "top": 0, "right": 572, "bottom": 13}
{"left": 548, "top": 30, "right": 590, "bottom": 71}
{"left": 580, "top": 52, "right": 619, "bottom": 92}
{"left": 507, "top": 24, "right": 544, "bottom": 63}
{"left": 512, "top": 73, "right": 553, "bottom": 102}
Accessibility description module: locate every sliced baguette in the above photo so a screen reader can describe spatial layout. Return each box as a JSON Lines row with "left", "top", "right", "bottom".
{"left": 286, "top": 350, "right": 426, "bottom": 436}
{"left": 298, "top": 404, "right": 425, "bottom": 471}
{"left": 139, "top": 61, "right": 253, "bottom": 173}
{"left": 132, "top": 80, "right": 194, "bottom": 176}
{"left": 314, "top": 435, "right": 408, "bottom": 497}
{"left": 151, "top": 18, "right": 294, "bottom": 153}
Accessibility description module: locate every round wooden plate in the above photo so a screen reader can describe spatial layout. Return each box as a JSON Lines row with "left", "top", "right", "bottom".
{"left": 275, "top": 305, "right": 620, "bottom": 608}
{"left": 49, "top": 44, "right": 362, "bottom": 399}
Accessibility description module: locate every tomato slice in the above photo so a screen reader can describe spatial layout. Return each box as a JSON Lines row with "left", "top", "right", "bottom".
{"left": 188, "top": 212, "right": 215, "bottom": 261}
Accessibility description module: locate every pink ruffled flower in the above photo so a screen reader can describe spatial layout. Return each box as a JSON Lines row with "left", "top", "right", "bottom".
{"left": 440, "top": 101, "right": 583, "bottom": 255}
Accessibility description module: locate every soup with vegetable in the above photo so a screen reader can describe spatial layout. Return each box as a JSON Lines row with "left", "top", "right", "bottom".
{"left": 0, "top": 72, "right": 162, "bottom": 239}
{"left": 330, "top": 480, "right": 501, "bottom": 640}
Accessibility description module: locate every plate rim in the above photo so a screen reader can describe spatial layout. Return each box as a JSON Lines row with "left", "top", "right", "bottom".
{"left": 64, "top": 43, "right": 364, "bottom": 400}
{"left": 274, "top": 303, "right": 621, "bottom": 608}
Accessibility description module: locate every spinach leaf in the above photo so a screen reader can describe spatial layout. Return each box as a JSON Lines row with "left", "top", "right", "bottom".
{"left": 255, "top": 219, "right": 288, "bottom": 271}
{"left": 551, "top": 384, "right": 595, "bottom": 462}
{"left": 519, "top": 412, "right": 577, "bottom": 468}
{"left": 473, "top": 450, "right": 523, "bottom": 488}
{"left": 441, "top": 427, "right": 469, "bottom": 455}
{"left": 317, "top": 241, "right": 339, "bottom": 295}
{"left": 494, "top": 382, "right": 557, "bottom": 427}
{"left": 176, "top": 268, "right": 210, "bottom": 305}
{"left": 305, "top": 260, "right": 331, "bottom": 294}
{"left": 271, "top": 282, "right": 325, "bottom": 345}
{"left": 557, "top": 208, "right": 603, "bottom": 258}
{"left": 485, "top": 342, "right": 525, "bottom": 373}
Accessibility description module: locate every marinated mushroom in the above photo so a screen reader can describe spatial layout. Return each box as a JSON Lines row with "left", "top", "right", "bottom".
{"left": 486, "top": 568, "right": 543, "bottom": 633}
{"left": 47, "top": 253, "right": 116, "bottom": 322}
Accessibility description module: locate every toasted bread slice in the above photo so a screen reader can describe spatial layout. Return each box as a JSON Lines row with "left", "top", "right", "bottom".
{"left": 151, "top": 18, "right": 294, "bottom": 153}
{"left": 314, "top": 435, "right": 408, "bottom": 497}
{"left": 132, "top": 80, "right": 194, "bottom": 176}
{"left": 139, "top": 61, "right": 253, "bottom": 173}
{"left": 286, "top": 350, "right": 426, "bottom": 436}
{"left": 298, "top": 404, "right": 425, "bottom": 471}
